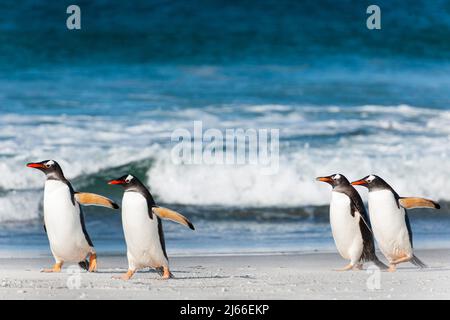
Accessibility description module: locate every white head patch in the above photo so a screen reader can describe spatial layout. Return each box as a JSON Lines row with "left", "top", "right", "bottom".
{"left": 125, "top": 175, "right": 134, "bottom": 183}
{"left": 333, "top": 174, "right": 341, "bottom": 180}
{"left": 367, "top": 175, "right": 376, "bottom": 182}
{"left": 46, "top": 160, "right": 55, "bottom": 166}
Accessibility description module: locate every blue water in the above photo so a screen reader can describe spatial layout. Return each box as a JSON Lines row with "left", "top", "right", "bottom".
{"left": 0, "top": 0, "right": 449, "bottom": 255}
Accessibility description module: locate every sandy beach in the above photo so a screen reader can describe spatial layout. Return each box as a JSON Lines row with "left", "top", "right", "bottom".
{"left": 0, "top": 249, "right": 449, "bottom": 300}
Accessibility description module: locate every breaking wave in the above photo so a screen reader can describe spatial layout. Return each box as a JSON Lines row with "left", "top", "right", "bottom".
{"left": 0, "top": 104, "right": 449, "bottom": 222}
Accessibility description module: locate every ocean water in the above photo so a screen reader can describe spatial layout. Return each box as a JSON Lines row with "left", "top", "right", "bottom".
{"left": 0, "top": 0, "right": 449, "bottom": 256}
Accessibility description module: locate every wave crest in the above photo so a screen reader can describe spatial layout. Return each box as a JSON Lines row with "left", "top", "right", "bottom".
{"left": 0, "top": 104, "right": 448, "bottom": 221}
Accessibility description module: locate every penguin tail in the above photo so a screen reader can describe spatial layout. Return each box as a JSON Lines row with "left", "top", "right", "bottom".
{"left": 361, "top": 251, "right": 388, "bottom": 270}
{"left": 360, "top": 242, "right": 388, "bottom": 269}
{"left": 155, "top": 267, "right": 174, "bottom": 279}
{"left": 411, "top": 255, "right": 427, "bottom": 269}
{"left": 371, "top": 256, "right": 388, "bottom": 270}
{"left": 78, "top": 260, "right": 90, "bottom": 271}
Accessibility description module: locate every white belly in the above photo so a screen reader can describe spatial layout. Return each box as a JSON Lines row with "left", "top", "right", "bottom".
{"left": 329, "top": 191, "right": 363, "bottom": 262}
{"left": 368, "top": 190, "right": 412, "bottom": 261}
{"left": 122, "top": 191, "right": 168, "bottom": 270}
{"left": 44, "top": 180, "right": 91, "bottom": 262}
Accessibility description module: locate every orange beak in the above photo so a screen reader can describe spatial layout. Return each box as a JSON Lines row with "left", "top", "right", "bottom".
{"left": 351, "top": 179, "right": 367, "bottom": 186}
{"left": 26, "top": 163, "right": 45, "bottom": 169}
{"left": 316, "top": 176, "right": 333, "bottom": 183}
{"left": 108, "top": 179, "right": 125, "bottom": 185}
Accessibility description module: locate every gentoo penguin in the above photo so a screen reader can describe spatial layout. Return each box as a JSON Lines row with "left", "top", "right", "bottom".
{"left": 352, "top": 174, "right": 440, "bottom": 272}
{"left": 316, "top": 174, "right": 386, "bottom": 271}
{"left": 108, "top": 174, "right": 194, "bottom": 280}
{"left": 27, "top": 160, "right": 119, "bottom": 272}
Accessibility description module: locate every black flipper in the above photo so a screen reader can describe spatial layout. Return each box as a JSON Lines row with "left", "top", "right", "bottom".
{"left": 79, "top": 206, "right": 94, "bottom": 247}
{"left": 405, "top": 211, "right": 414, "bottom": 248}
{"left": 157, "top": 217, "right": 168, "bottom": 260}
{"left": 66, "top": 180, "right": 77, "bottom": 206}
{"left": 145, "top": 191, "right": 154, "bottom": 220}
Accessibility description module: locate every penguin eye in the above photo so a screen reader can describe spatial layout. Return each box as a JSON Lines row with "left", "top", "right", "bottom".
{"left": 333, "top": 174, "right": 340, "bottom": 180}
{"left": 44, "top": 160, "right": 54, "bottom": 168}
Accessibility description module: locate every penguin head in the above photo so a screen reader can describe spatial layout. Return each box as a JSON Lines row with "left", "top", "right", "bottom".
{"left": 26, "top": 160, "right": 65, "bottom": 180}
{"left": 316, "top": 173, "right": 349, "bottom": 188}
{"left": 109, "top": 174, "right": 156, "bottom": 204}
{"left": 108, "top": 174, "right": 143, "bottom": 191}
{"left": 351, "top": 174, "right": 385, "bottom": 190}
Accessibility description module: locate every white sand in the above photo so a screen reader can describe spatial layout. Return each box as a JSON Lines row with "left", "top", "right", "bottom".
{"left": 1, "top": 249, "right": 449, "bottom": 299}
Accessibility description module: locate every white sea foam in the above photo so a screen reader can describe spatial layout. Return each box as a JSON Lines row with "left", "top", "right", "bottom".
{"left": 0, "top": 104, "right": 449, "bottom": 221}
{"left": 147, "top": 144, "right": 449, "bottom": 207}
{"left": 147, "top": 104, "right": 450, "bottom": 206}
{"left": 0, "top": 190, "right": 41, "bottom": 222}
